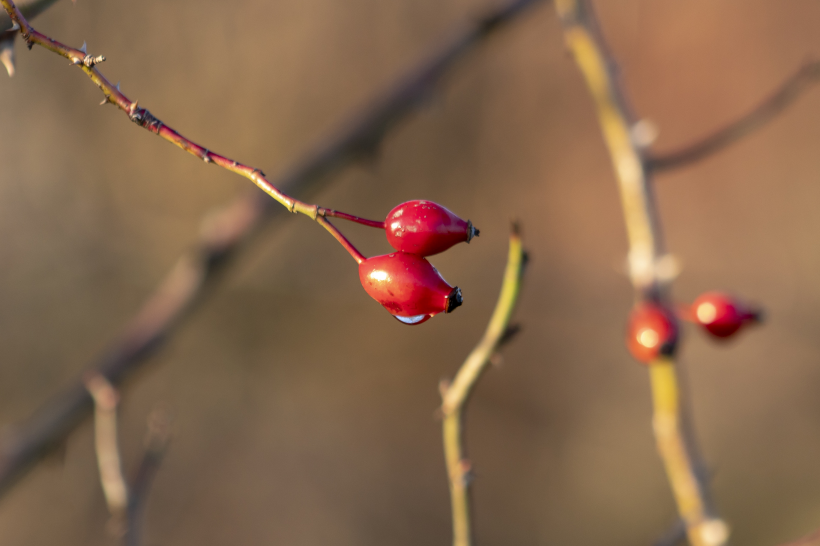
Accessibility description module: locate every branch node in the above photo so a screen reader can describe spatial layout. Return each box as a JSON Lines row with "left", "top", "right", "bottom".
{"left": 438, "top": 378, "right": 451, "bottom": 400}
{"left": 631, "top": 119, "right": 659, "bottom": 148}
{"left": 82, "top": 54, "right": 105, "bottom": 67}
{"left": 202, "top": 149, "right": 211, "bottom": 163}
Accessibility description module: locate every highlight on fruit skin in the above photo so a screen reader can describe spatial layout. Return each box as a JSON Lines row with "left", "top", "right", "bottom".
{"left": 358, "top": 251, "right": 462, "bottom": 325}
{"left": 385, "top": 200, "right": 478, "bottom": 257}
{"left": 626, "top": 302, "right": 678, "bottom": 364}
{"left": 690, "top": 291, "right": 761, "bottom": 339}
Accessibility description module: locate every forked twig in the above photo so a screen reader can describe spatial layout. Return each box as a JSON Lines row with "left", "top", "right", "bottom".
{"left": 439, "top": 225, "right": 526, "bottom": 546}
{"left": 0, "top": 0, "right": 544, "bottom": 498}
{"left": 85, "top": 373, "right": 172, "bottom": 545}
{"left": 648, "top": 60, "right": 820, "bottom": 171}
{"left": 554, "top": 1, "right": 725, "bottom": 545}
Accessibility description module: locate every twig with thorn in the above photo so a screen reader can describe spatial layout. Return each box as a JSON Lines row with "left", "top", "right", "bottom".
{"left": 439, "top": 225, "right": 526, "bottom": 546}
{"left": 0, "top": 0, "right": 375, "bottom": 267}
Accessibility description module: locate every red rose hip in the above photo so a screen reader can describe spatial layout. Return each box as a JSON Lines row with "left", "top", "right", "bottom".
{"left": 359, "top": 252, "right": 462, "bottom": 324}
{"left": 691, "top": 291, "right": 759, "bottom": 339}
{"left": 626, "top": 302, "right": 678, "bottom": 364}
{"left": 385, "top": 200, "right": 478, "bottom": 257}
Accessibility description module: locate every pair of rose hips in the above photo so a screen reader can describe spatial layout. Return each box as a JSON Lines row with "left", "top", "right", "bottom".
{"left": 627, "top": 291, "right": 761, "bottom": 364}
{"left": 358, "top": 200, "right": 478, "bottom": 325}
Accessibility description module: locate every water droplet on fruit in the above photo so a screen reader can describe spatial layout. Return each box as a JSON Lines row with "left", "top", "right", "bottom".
{"left": 393, "top": 313, "right": 432, "bottom": 325}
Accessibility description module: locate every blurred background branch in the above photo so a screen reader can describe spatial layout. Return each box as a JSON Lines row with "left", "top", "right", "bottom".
{"left": 554, "top": 1, "right": 723, "bottom": 545}
{"left": 648, "top": 60, "right": 820, "bottom": 171}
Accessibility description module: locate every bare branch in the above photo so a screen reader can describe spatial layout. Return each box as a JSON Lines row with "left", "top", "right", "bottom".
{"left": 554, "top": 1, "right": 724, "bottom": 545}
{"left": 440, "top": 226, "right": 526, "bottom": 546}
{"left": 0, "top": 0, "right": 544, "bottom": 499}
{"left": 84, "top": 374, "right": 128, "bottom": 536}
{"left": 648, "top": 60, "right": 820, "bottom": 171}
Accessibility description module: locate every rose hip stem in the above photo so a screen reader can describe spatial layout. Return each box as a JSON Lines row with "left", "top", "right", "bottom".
{"left": 322, "top": 210, "right": 386, "bottom": 229}
{"left": 316, "top": 217, "right": 366, "bottom": 264}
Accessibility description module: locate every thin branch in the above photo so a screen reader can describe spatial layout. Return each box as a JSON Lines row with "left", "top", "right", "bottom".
{"left": 84, "top": 374, "right": 129, "bottom": 536}
{"left": 439, "top": 225, "right": 526, "bottom": 546}
{"left": 648, "top": 60, "right": 820, "bottom": 171}
{"left": 316, "top": 216, "right": 366, "bottom": 264}
{"left": 0, "top": 0, "right": 369, "bottom": 261}
{"left": 0, "top": 0, "right": 544, "bottom": 498}
{"left": 554, "top": 2, "right": 725, "bottom": 545}
{"left": 124, "top": 407, "right": 172, "bottom": 546}
{"left": 322, "top": 209, "right": 386, "bottom": 229}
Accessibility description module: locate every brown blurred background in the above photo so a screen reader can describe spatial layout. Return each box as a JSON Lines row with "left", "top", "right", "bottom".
{"left": 1, "top": 0, "right": 820, "bottom": 544}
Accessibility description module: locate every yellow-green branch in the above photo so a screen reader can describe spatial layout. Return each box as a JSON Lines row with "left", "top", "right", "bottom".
{"left": 440, "top": 227, "right": 526, "bottom": 546}
{"left": 554, "top": 2, "right": 725, "bottom": 545}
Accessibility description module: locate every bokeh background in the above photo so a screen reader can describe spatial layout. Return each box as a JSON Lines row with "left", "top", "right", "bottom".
{"left": 1, "top": 0, "right": 820, "bottom": 544}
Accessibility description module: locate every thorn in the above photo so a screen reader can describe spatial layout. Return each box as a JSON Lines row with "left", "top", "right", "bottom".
{"left": 460, "top": 459, "right": 475, "bottom": 486}
{"left": 99, "top": 96, "right": 108, "bottom": 106}
{"left": 115, "top": 81, "right": 120, "bottom": 91}
{"left": 498, "top": 323, "right": 522, "bottom": 347}
{"left": 129, "top": 100, "right": 139, "bottom": 114}
{"left": 0, "top": 36, "right": 15, "bottom": 77}
{"left": 70, "top": 58, "right": 81, "bottom": 65}
{"left": 80, "top": 41, "right": 87, "bottom": 54}
{"left": 9, "top": 21, "right": 20, "bottom": 32}
{"left": 202, "top": 149, "right": 211, "bottom": 163}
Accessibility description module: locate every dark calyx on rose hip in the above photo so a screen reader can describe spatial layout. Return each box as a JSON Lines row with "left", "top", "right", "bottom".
{"left": 385, "top": 200, "right": 478, "bottom": 257}
{"left": 626, "top": 302, "right": 679, "bottom": 364}
{"left": 691, "top": 291, "right": 761, "bottom": 339}
{"left": 359, "top": 252, "right": 462, "bottom": 325}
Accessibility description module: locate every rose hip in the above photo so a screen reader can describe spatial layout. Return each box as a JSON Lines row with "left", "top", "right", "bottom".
{"left": 626, "top": 302, "right": 678, "bottom": 364}
{"left": 385, "top": 200, "right": 478, "bottom": 257}
{"left": 691, "top": 291, "right": 760, "bottom": 339}
{"left": 359, "top": 252, "right": 462, "bottom": 324}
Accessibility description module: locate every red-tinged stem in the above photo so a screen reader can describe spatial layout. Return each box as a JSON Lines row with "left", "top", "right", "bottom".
{"left": 322, "top": 209, "right": 385, "bottom": 229}
{"left": 316, "top": 216, "right": 366, "bottom": 264}
{"left": 0, "top": 0, "right": 370, "bottom": 256}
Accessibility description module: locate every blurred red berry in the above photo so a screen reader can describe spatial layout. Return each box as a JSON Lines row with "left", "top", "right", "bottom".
{"left": 359, "top": 252, "right": 462, "bottom": 324}
{"left": 626, "top": 302, "right": 678, "bottom": 364}
{"left": 385, "top": 200, "right": 478, "bottom": 257}
{"left": 691, "top": 291, "right": 759, "bottom": 339}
